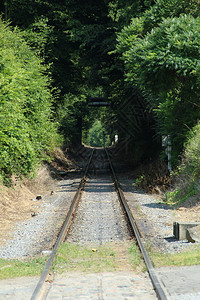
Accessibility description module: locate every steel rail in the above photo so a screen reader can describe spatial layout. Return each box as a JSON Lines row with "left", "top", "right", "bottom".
{"left": 30, "top": 149, "right": 94, "bottom": 300}
{"left": 105, "top": 147, "right": 168, "bottom": 300}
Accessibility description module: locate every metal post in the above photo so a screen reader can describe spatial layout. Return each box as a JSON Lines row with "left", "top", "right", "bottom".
{"left": 162, "top": 135, "right": 172, "bottom": 172}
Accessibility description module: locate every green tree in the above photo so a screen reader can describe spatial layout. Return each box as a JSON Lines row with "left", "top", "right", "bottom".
{"left": 0, "top": 19, "right": 59, "bottom": 180}
{"left": 3, "top": 0, "right": 185, "bottom": 165}
{"left": 88, "top": 120, "right": 110, "bottom": 147}
{"left": 117, "top": 3, "right": 200, "bottom": 165}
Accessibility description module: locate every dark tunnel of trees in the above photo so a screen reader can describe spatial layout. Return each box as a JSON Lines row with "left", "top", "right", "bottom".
{"left": 0, "top": 0, "right": 200, "bottom": 180}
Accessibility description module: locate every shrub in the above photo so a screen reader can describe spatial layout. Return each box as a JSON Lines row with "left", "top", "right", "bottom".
{"left": 165, "top": 123, "right": 200, "bottom": 205}
{"left": 0, "top": 19, "right": 59, "bottom": 181}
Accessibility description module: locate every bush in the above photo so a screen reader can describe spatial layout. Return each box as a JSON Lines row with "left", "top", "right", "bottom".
{"left": 165, "top": 123, "right": 200, "bottom": 205}
{"left": 185, "top": 123, "right": 200, "bottom": 170}
{"left": 0, "top": 19, "right": 59, "bottom": 181}
{"left": 117, "top": 14, "right": 200, "bottom": 166}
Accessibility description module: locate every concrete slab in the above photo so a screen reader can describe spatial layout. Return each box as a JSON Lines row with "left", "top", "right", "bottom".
{"left": 173, "top": 222, "right": 200, "bottom": 240}
{"left": 0, "top": 276, "right": 39, "bottom": 300}
{"left": 155, "top": 265, "right": 200, "bottom": 299}
{"left": 187, "top": 225, "right": 200, "bottom": 243}
{"left": 45, "top": 271, "right": 157, "bottom": 300}
{"left": 0, "top": 272, "right": 157, "bottom": 300}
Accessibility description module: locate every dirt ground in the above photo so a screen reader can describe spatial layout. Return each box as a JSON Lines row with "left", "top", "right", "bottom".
{"left": 0, "top": 166, "right": 57, "bottom": 245}
{"left": 175, "top": 196, "right": 200, "bottom": 223}
{"left": 0, "top": 148, "right": 75, "bottom": 246}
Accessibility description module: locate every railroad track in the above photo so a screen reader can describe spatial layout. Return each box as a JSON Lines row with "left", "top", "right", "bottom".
{"left": 30, "top": 148, "right": 167, "bottom": 300}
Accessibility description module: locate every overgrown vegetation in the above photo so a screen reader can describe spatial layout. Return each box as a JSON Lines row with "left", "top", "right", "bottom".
{"left": 0, "top": 256, "right": 48, "bottom": 279}
{"left": 165, "top": 123, "right": 200, "bottom": 205}
{"left": 0, "top": 19, "right": 59, "bottom": 183}
{"left": 116, "top": 0, "right": 200, "bottom": 166}
{"left": 0, "top": 1, "right": 200, "bottom": 194}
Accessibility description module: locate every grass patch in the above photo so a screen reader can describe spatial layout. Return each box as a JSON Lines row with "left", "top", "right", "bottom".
{"left": 4, "top": 240, "right": 197, "bottom": 280}
{"left": 0, "top": 256, "right": 48, "bottom": 280}
{"left": 53, "top": 241, "right": 146, "bottom": 274}
{"left": 53, "top": 242, "right": 117, "bottom": 273}
{"left": 149, "top": 244, "right": 200, "bottom": 267}
{"left": 128, "top": 242, "right": 146, "bottom": 271}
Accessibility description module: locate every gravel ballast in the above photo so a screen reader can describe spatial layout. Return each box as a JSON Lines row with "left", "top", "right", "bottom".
{"left": 67, "top": 176, "right": 132, "bottom": 245}
{"left": 0, "top": 178, "right": 80, "bottom": 259}
{"left": 120, "top": 176, "right": 198, "bottom": 254}
{"left": 0, "top": 173, "right": 198, "bottom": 260}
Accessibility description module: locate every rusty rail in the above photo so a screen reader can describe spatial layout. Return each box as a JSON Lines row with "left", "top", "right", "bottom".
{"left": 105, "top": 147, "right": 168, "bottom": 300}
{"left": 30, "top": 149, "right": 94, "bottom": 300}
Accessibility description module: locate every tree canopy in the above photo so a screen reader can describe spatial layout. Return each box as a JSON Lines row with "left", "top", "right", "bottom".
{"left": 117, "top": 0, "right": 200, "bottom": 164}
{"left": 0, "top": 0, "right": 200, "bottom": 180}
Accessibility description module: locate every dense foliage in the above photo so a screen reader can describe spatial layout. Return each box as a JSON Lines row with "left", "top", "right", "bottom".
{"left": 0, "top": 19, "right": 58, "bottom": 181}
{"left": 116, "top": 0, "right": 200, "bottom": 165}
{"left": 164, "top": 122, "right": 200, "bottom": 205}
{"left": 87, "top": 120, "right": 111, "bottom": 147}
{"left": 0, "top": 0, "right": 200, "bottom": 182}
